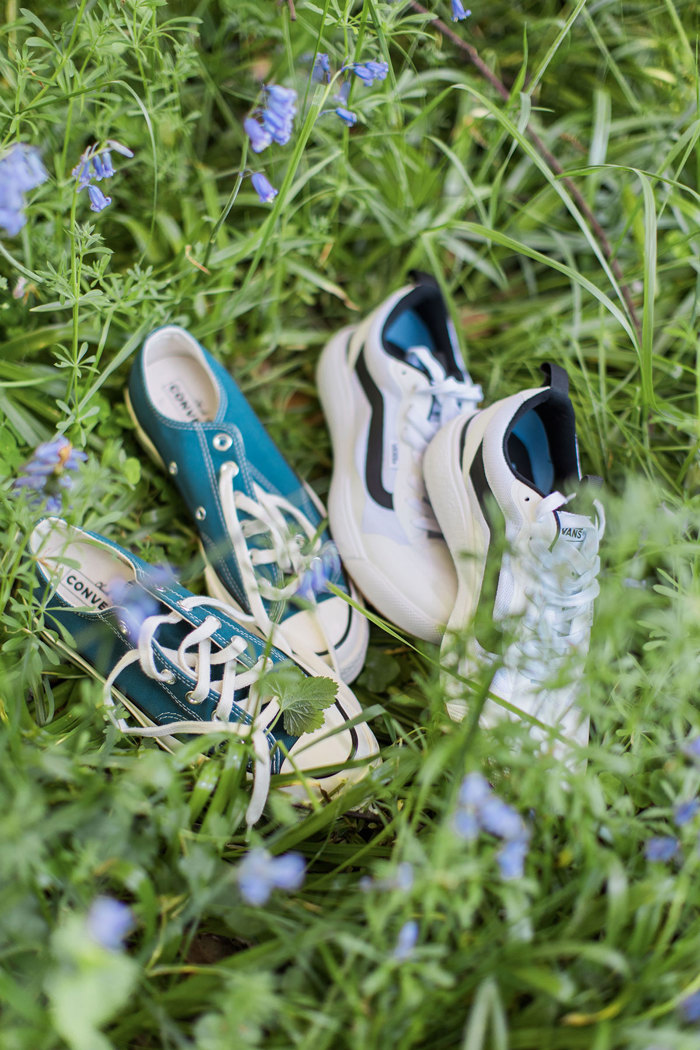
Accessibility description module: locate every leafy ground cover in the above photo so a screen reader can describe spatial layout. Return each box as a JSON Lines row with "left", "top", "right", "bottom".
{"left": 2, "top": 1, "right": 700, "bottom": 1047}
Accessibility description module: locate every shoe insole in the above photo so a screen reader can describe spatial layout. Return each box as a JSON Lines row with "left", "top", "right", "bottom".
{"left": 508, "top": 409, "right": 554, "bottom": 493}
{"left": 146, "top": 352, "right": 218, "bottom": 423}
{"left": 32, "top": 523, "right": 133, "bottom": 613}
{"left": 385, "top": 308, "right": 436, "bottom": 356}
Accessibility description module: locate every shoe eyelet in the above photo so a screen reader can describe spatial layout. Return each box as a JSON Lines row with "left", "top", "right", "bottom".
{"left": 116, "top": 619, "right": 129, "bottom": 635}
{"left": 168, "top": 461, "right": 178, "bottom": 475}
{"left": 213, "top": 433, "right": 233, "bottom": 452}
{"left": 195, "top": 507, "right": 206, "bottom": 521}
{"left": 185, "top": 689, "right": 203, "bottom": 705}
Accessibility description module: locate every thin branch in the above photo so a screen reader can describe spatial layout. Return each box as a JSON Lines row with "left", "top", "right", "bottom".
{"left": 409, "top": 1, "right": 641, "bottom": 337}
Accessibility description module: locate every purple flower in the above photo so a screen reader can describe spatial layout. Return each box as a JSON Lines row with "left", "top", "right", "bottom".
{"left": 680, "top": 990, "right": 700, "bottom": 1024}
{"left": 645, "top": 836, "right": 679, "bottom": 862}
{"left": 244, "top": 117, "right": 272, "bottom": 154}
{"left": 497, "top": 839, "right": 528, "bottom": 881}
{"left": 451, "top": 0, "right": 471, "bottom": 20}
{"left": 87, "top": 896, "right": 134, "bottom": 951}
{"left": 261, "top": 85, "right": 297, "bottom": 147}
{"left": 12, "top": 436, "right": 86, "bottom": 511}
{"left": 250, "top": 172, "right": 277, "bottom": 204}
{"left": 0, "top": 144, "right": 47, "bottom": 236}
{"left": 312, "top": 53, "right": 331, "bottom": 83}
{"left": 107, "top": 565, "right": 174, "bottom": 643}
{"left": 91, "top": 153, "right": 106, "bottom": 180}
{"left": 237, "top": 848, "right": 305, "bottom": 906}
{"left": 393, "top": 920, "right": 418, "bottom": 962}
{"left": 335, "top": 107, "right": 357, "bottom": 127}
{"left": 458, "top": 772, "right": 491, "bottom": 807}
{"left": 453, "top": 808, "right": 479, "bottom": 841}
{"left": 478, "top": 796, "right": 526, "bottom": 841}
{"left": 87, "top": 183, "right": 111, "bottom": 212}
{"left": 295, "top": 542, "right": 341, "bottom": 602}
{"left": 674, "top": 799, "right": 699, "bottom": 826}
{"left": 351, "top": 60, "right": 389, "bottom": 86}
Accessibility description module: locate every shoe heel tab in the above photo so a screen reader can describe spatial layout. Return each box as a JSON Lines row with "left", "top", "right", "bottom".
{"left": 540, "top": 362, "right": 569, "bottom": 395}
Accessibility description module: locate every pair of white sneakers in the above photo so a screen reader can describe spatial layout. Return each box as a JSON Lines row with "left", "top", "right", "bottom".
{"left": 317, "top": 274, "right": 604, "bottom": 757}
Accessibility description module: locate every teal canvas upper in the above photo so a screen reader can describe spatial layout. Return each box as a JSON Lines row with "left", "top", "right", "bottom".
{"left": 127, "top": 327, "right": 347, "bottom": 624}
{"left": 32, "top": 522, "right": 299, "bottom": 767}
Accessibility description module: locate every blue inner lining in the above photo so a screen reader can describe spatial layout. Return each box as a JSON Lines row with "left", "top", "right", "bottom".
{"left": 509, "top": 410, "right": 554, "bottom": 492}
{"left": 384, "top": 309, "right": 436, "bottom": 354}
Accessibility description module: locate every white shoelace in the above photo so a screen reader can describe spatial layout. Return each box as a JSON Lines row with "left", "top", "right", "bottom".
{"left": 103, "top": 594, "right": 278, "bottom": 824}
{"left": 509, "top": 492, "right": 605, "bottom": 683}
{"left": 401, "top": 347, "right": 482, "bottom": 532}
{"left": 218, "top": 461, "right": 341, "bottom": 673}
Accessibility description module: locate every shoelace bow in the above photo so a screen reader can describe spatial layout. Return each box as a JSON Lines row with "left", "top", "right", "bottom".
{"left": 218, "top": 460, "right": 342, "bottom": 674}
{"left": 103, "top": 593, "right": 278, "bottom": 824}
{"left": 511, "top": 492, "right": 605, "bottom": 682}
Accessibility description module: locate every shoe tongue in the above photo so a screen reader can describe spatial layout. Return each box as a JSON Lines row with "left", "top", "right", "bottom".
{"left": 555, "top": 509, "right": 595, "bottom": 550}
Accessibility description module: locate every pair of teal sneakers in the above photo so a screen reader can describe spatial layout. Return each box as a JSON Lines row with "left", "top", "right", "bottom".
{"left": 31, "top": 327, "right": 379, "bottom": 824}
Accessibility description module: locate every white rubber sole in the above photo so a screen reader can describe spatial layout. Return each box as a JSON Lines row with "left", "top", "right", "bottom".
{"left": 316, "top": 327, "right": 446, "bottom": 642}
{"left": 125, "top": 387, "right": 368, "bottom": 684}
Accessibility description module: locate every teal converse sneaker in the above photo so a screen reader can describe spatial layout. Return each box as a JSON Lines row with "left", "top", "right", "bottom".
{"left": 125, "top": 326, "right": 369, "bottom": 684}
{"left": 30, "top": 517, "right": 379, "bottom": 824}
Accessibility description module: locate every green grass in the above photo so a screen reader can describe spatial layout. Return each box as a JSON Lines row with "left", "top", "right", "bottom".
{"left": 3, "top": 1, "right": 700, "bottom": 1047}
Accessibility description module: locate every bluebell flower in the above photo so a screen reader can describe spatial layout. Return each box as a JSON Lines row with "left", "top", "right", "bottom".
{"left": 680, "top": 990, "right": 700, "bottom": 1024}
{"left": 250, "top": 172, "right": 277, "bottom": 204}
{"left": 87, "top": 184, "right": 111, "bottom": 212}
{"left": 87, "top": 896, "right": 134, "bottom": 951}
{"left": 497, "top": 838, "right": 528, "bottom": 881}
{"left": 336, "top": 81, "right": 351, "bottom": 104}
{"left": 295, "top": 542, "right": 341, "bottom": 602}
{"left": 478, "top": 796, "right": 526, "bottom": 841}
{"left": 237, "top": 848, "right": 305, "bottom": 906}
{"left": 674, "top": 799, "right": 699, "bottom": 826}
{"left": 91, "top": 153, "right": 106, "bottom": 180}
{"left": 261, "top": 85, "right": 297, "bottom": 147}
{"left": 13, "top": 436, "right": 86, "bottom": 512}
{"left": 335, "top": 107, "right": 357, "bottom": 127}
{"left": 107, "top": 566, "right": 175, "bottom": 643}
{"left": 393, "top": 920, "right": 418, "bottom": 962}
{"left": 244, "top": 117, "right": 272, "bottom": 154}
{"left": 645, "top": 836, "right": 679, "bottom": 862}
{"left": 453, "top": 808, "right": 479, "bottom": 841}
{"left": 458, "top": 772, "right": 491, "bottom": 807}
{"left": 451, "top": 0, "right": 471, "bottom": 20}
{"left": 312, "top": 53, "right": 331, "bottom": 84}
{"left": 72, "top": 158, "right": 92, "bottom": 189}
{"left": 351, "top": 60, "right": 389, "bottom": 86}
{"left": 0, "top": 144, "right": 47, "bottom": 236}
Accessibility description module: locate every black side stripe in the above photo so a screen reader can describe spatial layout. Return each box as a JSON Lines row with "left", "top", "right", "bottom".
{"left": 355, "top": 346, "right": 393, "bottom": 510}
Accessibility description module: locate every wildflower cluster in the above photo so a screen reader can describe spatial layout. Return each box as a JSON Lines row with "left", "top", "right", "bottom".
{"left": 106, "top": 565, "right": 177, "bottom": 643}
{"left": 453, "top": 772, "right": 531, "bottom": 880}
{"left": 311, "top": 54, "right": 389, "bottom": 128}
{"left": 244, "top": 85, "right": 298, "bottom": 204}
{"left": 71, "top": 140, "right": 134, "bottom": 214}
{"left": 0, "top": 144, "right": 47, "bottom": 236}
{"left": 12, "top": 436, "right": 86, "bottom": 513}
{"left": 236, "top": 848, "right": 305, "bottom": 906}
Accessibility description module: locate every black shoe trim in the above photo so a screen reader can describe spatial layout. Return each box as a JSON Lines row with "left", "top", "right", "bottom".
{"left": 355, "top": 345, "right": 394, "bottom": 510}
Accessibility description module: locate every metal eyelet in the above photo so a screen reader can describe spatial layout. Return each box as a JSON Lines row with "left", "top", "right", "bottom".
{"left": 168, "top": 461, "right": 178, "bottom": 475}
{"left": 195, "top": 507, "right": 206, "bottom": 520}
{"left": 185, "top": 689, "right": 203, "bottom": 705}
{"left": 116, "top": 619, "right": 129, "bottom": 635}
{"left": 213, "top": 433, "right": 233, "bottom": 452}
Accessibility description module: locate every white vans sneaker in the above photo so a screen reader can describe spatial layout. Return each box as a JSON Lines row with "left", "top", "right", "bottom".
{"left": 316, "top": 275, "right": 482, "bottom": 642}
{"left": 423, "top": 363, "right": 604, "bottom": 755}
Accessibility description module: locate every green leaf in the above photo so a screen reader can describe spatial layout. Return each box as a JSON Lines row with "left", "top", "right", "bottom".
{"left": 260, "top": 664, "right": 337, "bottom": 737}
{"left": 123, "top": 457, "right": 141, "bottom": 486}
